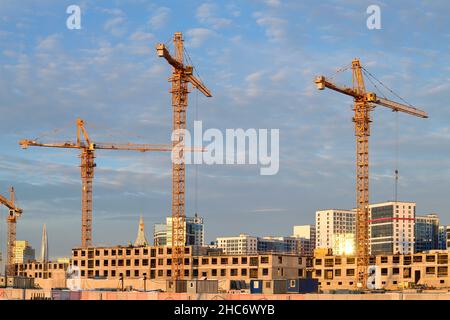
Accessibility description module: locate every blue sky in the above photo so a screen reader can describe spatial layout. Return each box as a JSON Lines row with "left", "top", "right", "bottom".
{"left": 0, "top": 0, "right": 449, "bottom": 261}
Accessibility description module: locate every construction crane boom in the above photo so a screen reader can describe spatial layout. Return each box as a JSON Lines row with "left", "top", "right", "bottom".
{"left": 19, "top": 118, "right": 172, "bottom": 248}
{"left": 20, "top": 140, "right": 173, "bottom": 152}
{"left": 157, "top": 32, "right": 212, "bottom": 281}
{"left": 315, "top": 76, "right": 428, "bottom": 118}
{"left": 0, "top": 187, "right": 22, "bottom": 276}
{"left": 315, "top": 59, "right": 427, "bottom": 289}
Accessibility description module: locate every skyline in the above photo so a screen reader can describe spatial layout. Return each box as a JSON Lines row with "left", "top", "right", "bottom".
{"left": 0, "top": 0, "right": 449, "bottom": 259}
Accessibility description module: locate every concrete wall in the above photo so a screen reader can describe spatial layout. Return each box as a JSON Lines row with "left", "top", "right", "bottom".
{"left": 3, "top": 287, "right": 450, "bottom": 300}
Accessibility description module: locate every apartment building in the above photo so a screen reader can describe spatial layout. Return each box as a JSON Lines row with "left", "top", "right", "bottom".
{"left": 216, "top": 234, "right": 258, "bottom": 255}
{"left": 439, "top": 225, "right": 450, "bottom": 250}
{"left": 292, "top": 225, "right": 316, "bottom": 256}
{"left": 369, "top": 201, "right": 415, "bottom": 255}
{"left": 13, "top": 240, "right": 35, "bottom": 264}
{"left": 315, "top": 209, "right": 356, "bottom": 255}
{"left": 154, "top": 214, "right": 205, "bottom": 247}
{"left": 258, "top": 236, "right": 299, "bottom": 254}
{"left": 313, "top": 251, "right": 450, "bottom": 291}
{"left": 14, "top": 261, "right": 68, "bottom": 289}
{"left": 68, "top": 245, "right": 306, "bottom": 291}
{"left": 415, "top": 214, "right": 440, "bottom": 253}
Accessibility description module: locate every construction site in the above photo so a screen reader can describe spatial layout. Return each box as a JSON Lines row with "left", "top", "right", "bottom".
{"left": 0, "top": 1, "right": 449, "bottom": 305}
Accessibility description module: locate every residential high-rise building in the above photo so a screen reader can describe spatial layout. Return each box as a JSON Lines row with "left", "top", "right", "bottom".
{"left": 292, "top": 225, "right": 316, "bottom": 256}
{"left": 13, "top": 240, "right": 35, "bottom": 264}
{"left": 40, "top": 224, "right": 48, "bottom": 262}
{"left": 153, "top": 213, "right": 204, "bottom": 247}
{"left": 369, "top": 201, "right": 415, "bottom": 255}
{"left": 134, "top": 215, "right": 149, "bottom": 247}
{"left": 315, "top": 209, "right": 356, "bottom": 255}
{"left": 415, "top": 214, "right": 440, "bottom": 253}
{"left": 216, "top": 234, "right": 258, "bottom": 255}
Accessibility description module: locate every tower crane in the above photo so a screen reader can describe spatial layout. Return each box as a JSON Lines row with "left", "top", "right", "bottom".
{"left": 314, "top": 59, "right": 427, "bottom": 289}
{"left": 19, "top": 118, "right": 173, "bottom": 248}
{"left": 0, "top": 187, "right": 23, "bottom": 276}
{"left": 156, "top": 32, "right": 212, "bottom": 280}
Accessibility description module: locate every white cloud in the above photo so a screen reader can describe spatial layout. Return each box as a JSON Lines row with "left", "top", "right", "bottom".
{"left": 186, "top": 28, "right": 216, "bottom": 48}
{"left": 129, "top": 31, "right": 154, "bottom": 42}
{"left": 254, "top": 13, "right": 287, "bottom": 42}
{"left": 245, "top": 71, "right": 264, "bottom": 97}
{"left": 149, "top": 7, "right": 170, "bottom": 29}
{"left": 36, "top": 34, "right": 60, "bottom": 51}
{"left": 104, "top": 16, "right": 127, "bottom": 37}
{"left": 196, "top": 3, "right": 232, "bottom": 29}
{"left": 263, "top": 0, "right": 282, "bottom": 7}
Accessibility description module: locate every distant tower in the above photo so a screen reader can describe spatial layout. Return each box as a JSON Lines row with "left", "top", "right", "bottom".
{"left": 134, "top": 215, "right": 149, "bottom": 247}
{"left": 40, "top": 224, "right": 48, "bottom": 262}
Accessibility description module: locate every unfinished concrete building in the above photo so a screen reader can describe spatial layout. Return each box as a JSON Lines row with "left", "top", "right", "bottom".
{"left": 313, "top": 250, "right": 450, "bottom": 290}
{"left": 67, "top": 245, "right": 307, "bottom": 291}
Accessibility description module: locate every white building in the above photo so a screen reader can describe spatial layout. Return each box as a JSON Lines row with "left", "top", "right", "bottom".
{"left": 292, "top": 225, "right": 316, "bottom": 256}
{"left": 216, "top": 234, "right": 258, "bottom": 255}
{"left": 315, "top": 209, "right": 356, "bottom": 255}
{"left": 369, "top": 201, "right": 415, "bottom": 255}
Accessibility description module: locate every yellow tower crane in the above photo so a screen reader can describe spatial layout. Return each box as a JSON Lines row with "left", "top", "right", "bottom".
{"left": 19, "top": 118, "right": 173, "bottom": 248}
{"left": 156, "top": 32, "right": 212, "bottom": 280}
{"left": 0, "top": 187, "right": 23, "bottom": 276}
{"left": 315, "top": 59, "right": 427, "bottom": 289}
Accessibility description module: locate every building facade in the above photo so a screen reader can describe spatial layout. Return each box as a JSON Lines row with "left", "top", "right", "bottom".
{"left": 14, "top": 260, "right": 68, "bottom": 289}
{"left": 13, "top": 240, "right": 35, "bottom": 264}
{"left": 216, "top": 234, "right": 258, "bottom": 255}
{"left": 292, "top": 225, "right": 316, "bottom": 256}
{"left": 153, "top": 223, "right": 167, "bottom": 246}
{"left": 369, "top": 201, "right": 415, "bottom": 255}
{"left": 67, "top": 245, "right": 306, "bottom": 291}
{"left": 154, "top": 214, "right": 204, "bottom": 247}
{"left": 315, "top": 209, "right": 356, "bottom": 255}
{"left": 257, "top": 237, "right": 299, "bottom": 254}
{"left": 444, "top": 226, "right": 450, "bottom": 250}
{"left": 415, "top": 214, "right": 440, "bottom": 253}
{"left": 313, "top": 250, "right": 450, "bottom": 291}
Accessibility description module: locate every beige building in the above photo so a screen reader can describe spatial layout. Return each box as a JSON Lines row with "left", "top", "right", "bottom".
{"left": 14, "top": 261, "right": 68, "bottom": 289}
{"left": 313, "top": 250, "right": 450, "bottom": 291}
{"left": 292, "top": 225, "right": 316, "bottom": 256}
{"left": 67, "top": 245, "right": 306, "bottom": 291}
{"left": 13, "top": 240, "right": 35, "bottom": 264}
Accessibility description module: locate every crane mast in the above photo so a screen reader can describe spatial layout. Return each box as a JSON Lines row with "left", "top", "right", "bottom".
{"left": 157, "top": 32, "right": 211, "bottom": 280}
{"left": 351, "top": 59, "right": 371, "bottom": 288}
{"left": 315, "top": 58, "right": 427, "bottom": 289}
{"left": 0, "top": 187, "right": 23, "bottom": 276}
{"left": 20, "top": 119, "right": 172, "bottom": 248}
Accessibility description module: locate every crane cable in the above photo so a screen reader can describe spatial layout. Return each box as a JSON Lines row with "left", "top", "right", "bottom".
{"left": 360, "top": 67, "right": 403, "bottom": 202}
{"left": 184, "top": 46, "right": 203, "bottom": 216}
{"left": 328, "top": 64, "right": 351, "bottom": 81}
{"left": 194, "top": 89, "right": 199, "bottom": 216}
{"left": 361, "top": 66, "right": 413, "bottom": 107}
{"left": 394, "top": 110, "right": 399, "bottom": 202}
